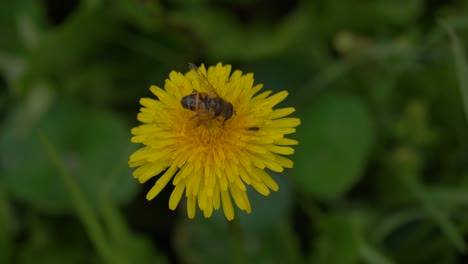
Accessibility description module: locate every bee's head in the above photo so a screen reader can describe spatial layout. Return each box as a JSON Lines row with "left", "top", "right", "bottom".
{"left": 181, "top": 95, "right": 196, "bottom": 110}
{"left": 224, "top": 102, "right": 234, "bottom": 121}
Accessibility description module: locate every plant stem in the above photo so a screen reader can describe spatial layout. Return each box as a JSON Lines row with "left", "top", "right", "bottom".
{"left": 228, "top": 218, "right": 246, "bottom": 264}
{"left": 0, "top": 189, "right": 12, "bottom": 264}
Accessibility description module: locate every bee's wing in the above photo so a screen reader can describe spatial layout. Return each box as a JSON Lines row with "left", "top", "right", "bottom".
{"left": 188, "top": 63, "right": 219, "bottom": 96}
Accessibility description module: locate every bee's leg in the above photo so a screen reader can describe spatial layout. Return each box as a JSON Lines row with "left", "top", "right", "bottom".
{"left": 190, "top": 112, "right": 201, "bottom": 119}
{"left": 220, "top": 113, "right": 228, "bottom": 125}
{"left": 190, "top": 105, "right": 208, "bottom": 120}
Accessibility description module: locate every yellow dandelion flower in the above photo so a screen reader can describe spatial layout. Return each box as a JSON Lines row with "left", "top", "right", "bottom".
{"left": 129, "top": 63, "right": 300, "bottom": 220}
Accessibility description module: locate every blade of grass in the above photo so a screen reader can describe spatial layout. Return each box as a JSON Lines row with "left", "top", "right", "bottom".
{"left": 401, "top": 174, "right": 467, "bottom": 252}
{"left": 293, "top": 61, "right": 351, "bottom": 109}
{"left": 38, "top": 131, "right": 124, "bottom": 264}
{"left": 372, "top": 209, "right": 425, "bottom": 242}
{"left": 440, "top": 20, "right": 468, "bottom": 124}
{"left": 99, "top": 185, "right": 131, "bottom": 256}
{"left": 359, "top": 239, "right": 394, "bottom": 264}
{"left": 430, "top": 186, "right": 468, "bottom": 206}
{"left": 98, "top": 144, "right": 135, "bottom": 247}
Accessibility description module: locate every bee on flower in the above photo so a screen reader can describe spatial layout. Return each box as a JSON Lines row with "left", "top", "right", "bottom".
{"left": 180, "top": 63, "right": 234, "bottom": 126}
{"left": 129, "top": 63, "right": 300, "bottom": 220}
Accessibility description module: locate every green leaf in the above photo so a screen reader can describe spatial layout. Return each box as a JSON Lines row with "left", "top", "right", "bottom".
{"left": 310, "top": 213, "right": 362, "bottom": 264}
{"left": 99, "top": 195, "right": 168, "bottom": 264}
{"left": 24, "top": 9, "right": 116, "bottom": 79}
{"left": 0, "top": 101, "right": 138, "bottom": 214}
{"left": 168, "top": 4, "right": 310, "bottom": 61}
{"left": 375, "top": 0, "right": 423, "bottom": 26}
{"left": 114, "top": 0, "right": 160, "bottom": 32}
{"left": 401, "top": 175, "right": 467, "bottom": 252}
{"left": 315, "top": 0, "right": 422, "bottom": 33}
{"left": 18, "top": 215, "right": 93, "bottom": 264}
{"left": 174, "top": 216, "right": 231, "bottom": 264}
{"left": 293, "top": 94, "right": 374, "bottom": 199}
{"left": 0, "top": 0, "right": 45, "bottom": 51}
{"left": 104, "top": 233, "right": 168, "bottom": 264}
{"left": 238, "top": 171, "right": 293, "bottom": 232}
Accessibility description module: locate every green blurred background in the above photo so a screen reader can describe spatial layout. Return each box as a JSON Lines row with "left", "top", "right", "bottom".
{"left": 1, "top": 0, "right": 468, "bottom": 263}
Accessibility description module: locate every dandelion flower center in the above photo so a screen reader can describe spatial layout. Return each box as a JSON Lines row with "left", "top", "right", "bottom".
{"left": 129, "top": 63, "right": 300, "bottom": 220}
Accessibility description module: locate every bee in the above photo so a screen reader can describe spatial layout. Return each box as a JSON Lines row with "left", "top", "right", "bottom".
{"left": 247, "top": 127, "right": 260, "bottom": 131}
{"left": 181, "top": 63, "right": 234, "bottom": 124}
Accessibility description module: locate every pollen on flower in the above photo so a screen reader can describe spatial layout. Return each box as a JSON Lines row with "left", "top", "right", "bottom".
{"left": 129, "top": 63, "right": 300, "bottom": 220}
